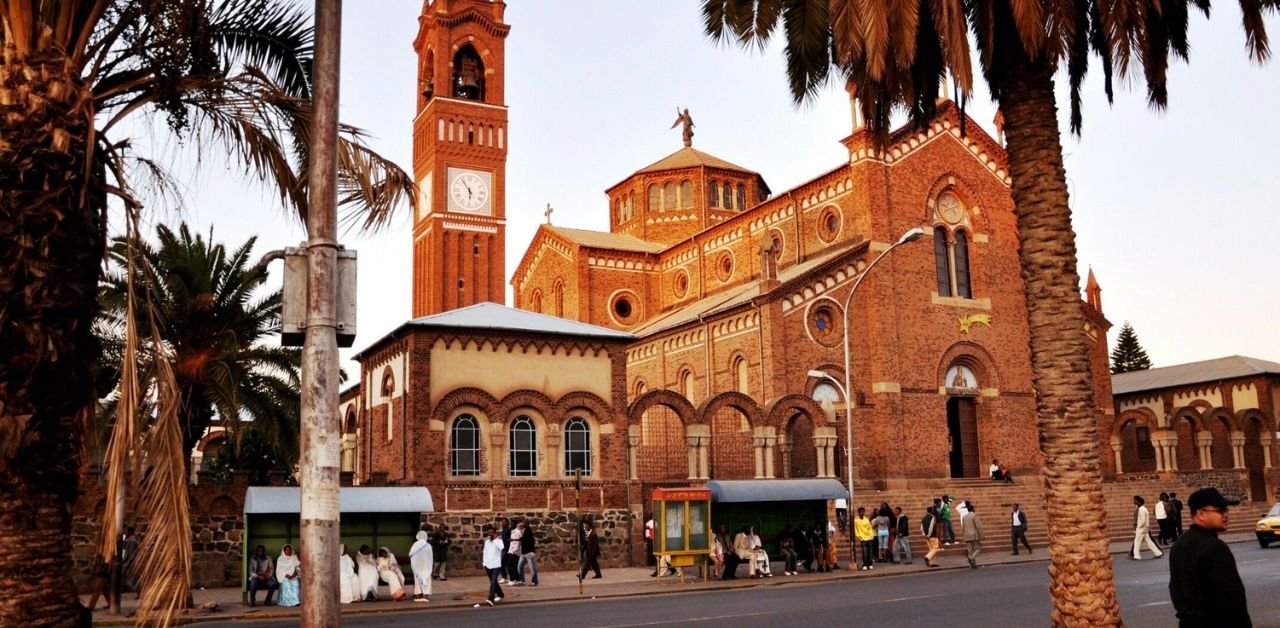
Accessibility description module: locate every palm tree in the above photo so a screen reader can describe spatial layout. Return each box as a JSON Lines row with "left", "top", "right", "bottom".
{"left": 98, "top": 222, "right": 303, "bottom": 471}
{"left": 0, "top": 1, "right": 410, "bottom": 624}
{"left": 703, "top": 1, "right": 1272, "bottom": 624}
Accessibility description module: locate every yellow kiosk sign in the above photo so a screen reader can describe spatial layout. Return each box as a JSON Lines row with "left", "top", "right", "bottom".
{"left": 652, "top": 487, "right": 712, "bottom": 582}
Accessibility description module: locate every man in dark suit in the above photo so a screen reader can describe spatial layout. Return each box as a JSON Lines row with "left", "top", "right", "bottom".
{"left": 1170, "top": 492, "right": 1185, "bottom": 539}
{"left": 1011, "top": 503, "right": 1033, "bottom": 555}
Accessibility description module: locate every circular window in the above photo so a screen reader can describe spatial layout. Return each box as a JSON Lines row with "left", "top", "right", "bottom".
{"left": 809, "top": 306, "right": 841, "bottom": 346}
{"left": 673, "top": 270, "right": 690, "bottom": 298}
{"left": 609, "top": 290, "right": 641, "bottom": 326}
{"left": 716, "top": 252, "right": 734, "bottom": 282}
{"left": 819, "top": 207, "right": 841, "bottom": 242}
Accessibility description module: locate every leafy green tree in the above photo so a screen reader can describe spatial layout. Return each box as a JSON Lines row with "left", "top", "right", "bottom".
{"left": 99, "top": 222, "right": 302, "bottom": 469}
{"left": 1110, "top": 322, "right": 1154, "bottom": 374}
{"left": 0, "top": 1, "right": 410, "bottom": 623}
{"left": 702, "top": 0, "right": 1272, "bottom": 624}
{"left": 203, "top": 425, "right": 296, "bottom": 486}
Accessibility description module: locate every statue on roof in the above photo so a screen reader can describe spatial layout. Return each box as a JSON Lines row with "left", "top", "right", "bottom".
{"left": 670, "top": 107, "right": 695, "bottom": 147}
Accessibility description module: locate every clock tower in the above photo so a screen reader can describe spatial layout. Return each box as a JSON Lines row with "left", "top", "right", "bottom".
{"left": 411, "top": 0, "right": 510, "bottom": 316}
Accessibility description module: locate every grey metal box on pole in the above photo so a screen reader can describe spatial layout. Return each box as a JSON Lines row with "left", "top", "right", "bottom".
{"left": 281, "top": 245, "right": 358, "bottom": 348}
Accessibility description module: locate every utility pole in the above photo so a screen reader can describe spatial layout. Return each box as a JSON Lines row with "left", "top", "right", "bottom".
{"left": 300, "top": 1, "right": 342, "bottom": 626}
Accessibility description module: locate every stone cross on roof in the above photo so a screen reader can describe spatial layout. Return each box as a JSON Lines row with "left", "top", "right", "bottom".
{"left": 544, "top": 203, "right": 554, "bottom": 224}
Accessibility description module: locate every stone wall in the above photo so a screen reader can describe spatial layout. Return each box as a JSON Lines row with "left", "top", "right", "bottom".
{"left": 424, "top": 509, "right": 634, "bottom": 576}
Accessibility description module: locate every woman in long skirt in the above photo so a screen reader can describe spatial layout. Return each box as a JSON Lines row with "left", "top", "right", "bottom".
{"left": 409, "top": 530, "right": 434, "bottom": 602}
{"left": 339, "top": 544, "right": 361, "bottom": 604}
{"left": 356, "top": 545, "right": 380, "bottom": 601}
{"left": 377, "top": 547, "right": 407, "bottom": 601}
{"left": 276, "top": 545, "right": 301, "bottom": 607}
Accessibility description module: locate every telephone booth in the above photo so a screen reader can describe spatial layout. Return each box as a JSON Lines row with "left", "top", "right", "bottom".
{"left": 651, "top": 487, "right": 712, "bottom": 583}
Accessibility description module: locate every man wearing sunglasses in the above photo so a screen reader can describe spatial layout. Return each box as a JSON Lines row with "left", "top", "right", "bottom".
{"left": 1168, "top": 487, "right": 1250, "bottom": 627}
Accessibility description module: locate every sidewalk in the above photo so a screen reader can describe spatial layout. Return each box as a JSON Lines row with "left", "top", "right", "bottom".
{"left": 85, "top": 532, "right": 1256, "bottom": 625}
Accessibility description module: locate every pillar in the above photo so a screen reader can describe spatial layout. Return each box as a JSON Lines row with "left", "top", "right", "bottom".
{"left": 340, "top": 433, "right": 357, "bottom": 473}
{"left": 1196, "top": 432, "right": 1213, "bottom": 470}
{"left": 1230, "top": 432, "right": 1245, "bottom": 468}
{"left": 1262, "top": 435, "right": 1274, "bottom": 468}
{"left": 1109, "top": 436, "right": 1123, "bottom": 474}
{"left": 545, "top": 427, "right": 562, "bottom": 477}
{"left": 753, "top": 435, "right": 766, "bottom": 479}
{"left": 764, "top": 432, "right": 777, "bottom": 479}
{"left": 685, "top": 434, "right": 698, "bottom": 480}
{"left": 627, "top": 425, "right": 641, "bottom": 480}
{"left": 489, "top": 427, "right": 506, "bottom": 477}
{"left": 814, "top": 427, "right": 837, "bottom": 478}
{"left": 779, "top": 435, "right": 793, "bottom": 479}
{"left": 687, "top": 423, "right": 711, "bottom": 479}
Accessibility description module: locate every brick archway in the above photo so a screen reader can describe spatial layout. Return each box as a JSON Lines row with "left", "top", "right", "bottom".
{"left": 1113, "top": 409, "right": 1160, "bottom": 473}
{"left": 1204, "top": 408, "right": 1237, "bottom": 470}
{"left": 764, "top": 394, "right": 828, "bottom": 427}
{"left": 498, "top": 389, "right": 556, "bottom": 421}
{"left": 935, "top": 341, "right": 1000, "bottom": 391}
{"left": 629, "top": 390, "right": 694, "bottom": 481}
{"left": 696, "top": 391, "right": 764, "bottom": 427}
{"left": 628, "top": 389, "right": 695, "bottom": 425}
{"left": 431, "top": 387, "right": 499, "bottom": 423}
{"left": 1169, "top": 406, "right": 1204, "bottom": 471}
{"left": 556, "top": 391, "right": 614, "bottom": 425}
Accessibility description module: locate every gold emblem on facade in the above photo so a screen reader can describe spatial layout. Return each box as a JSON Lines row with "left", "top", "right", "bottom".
{"left": 958, "top": 313, "right": 992, "bottom": 334}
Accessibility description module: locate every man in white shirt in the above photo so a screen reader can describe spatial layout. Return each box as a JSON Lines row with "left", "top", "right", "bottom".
{"left": 1130, "top": 495, "right": 1164, "bottom": 560}
{"left": 1010, "top": 503, "right": 1032, "bottom": 555}
{"left": 475, "top": 525, "right": 505, "bottom": 607}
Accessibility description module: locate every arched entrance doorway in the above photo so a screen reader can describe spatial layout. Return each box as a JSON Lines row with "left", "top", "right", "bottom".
{"left": 945, "top": 364, "right": 980, "bottom": 478}
{"left": 1119, "top": 418, "right": 1157, "bottom": 473}
{"left": 1243, "top": 414, "right": 1268, "bottom": 501}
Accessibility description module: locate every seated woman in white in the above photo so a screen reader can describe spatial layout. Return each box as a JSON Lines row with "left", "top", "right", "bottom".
{"left": 276, "top": 545, "right": 301, "bottom": 607}
{"left": 339, "top": 544, "right": 361, "bottom": 604}
{"left": 355, "top": 545, "right": 380, "bottom": 601}
{"left": 377, "top": 546, "right": 407, "bottom": 601}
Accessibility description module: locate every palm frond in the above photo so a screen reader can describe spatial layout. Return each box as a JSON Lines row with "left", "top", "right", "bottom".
{"left": 209, "top": 0, "right": 314, "bottom": 98}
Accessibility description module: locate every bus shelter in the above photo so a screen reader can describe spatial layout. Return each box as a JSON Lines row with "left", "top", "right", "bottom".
{"left": 241, "top": 486, "right": 433, "bottom": 599}
{"left": 652, "top": 487, "right": 712, "bottom": 583}
{"left": 705, "top": 479, "right": 847, "bottom": 559}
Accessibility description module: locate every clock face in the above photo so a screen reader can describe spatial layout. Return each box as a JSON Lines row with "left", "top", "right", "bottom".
{"left": 448, "top": 169, "right": 490, "bottom": 214}
{"left": 937, "top": 192, "right": 964, "bottom": 224}
{"left": 416, "top": 173, "right": 431, "bottom": 220}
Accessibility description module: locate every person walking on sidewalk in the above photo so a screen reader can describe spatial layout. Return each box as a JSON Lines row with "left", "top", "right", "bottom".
{"left": 1011, "top": 503, "right": 1033, "bottom": 555}
{"left": 579, "top": 520, "right": 603, "bottom": 580}
{"left": 409, "top": 529, "right": 434, "bottom": 602}
{"left": 1131, "top": 495, "right": 1164, "bottom": 560}
{"left": 854, "top": 507, "right": 875, "bottom": 571}
{"left": 921, "top": 506, "right": 942, "bottom": 567}
{"left": 1169, "top": 487, "right": 1250, "bottom": 627}
{"left": 939, "top": 496, "right": 956, "bottom": 545}
{"left": 892, "top": 507, "right": 913, "bottom": 565}
{"left": 517, "top": 520, "right": 540, "bottom": 586}
{"left": 961, "top": 503, "right": 984, "bottom": 568}
{"left": 475, "top": 525, "right": 504, "bottom": 608}
{"left": 644, "top": 513, "right": 657, "bottom": 575}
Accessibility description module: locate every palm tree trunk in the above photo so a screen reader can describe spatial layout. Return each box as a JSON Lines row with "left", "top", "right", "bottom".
{"left": 999, "top": 59, "right": 1122, "bottom": 626}
{"left": 0, "top": 43, "right": 106, "bottom": 626}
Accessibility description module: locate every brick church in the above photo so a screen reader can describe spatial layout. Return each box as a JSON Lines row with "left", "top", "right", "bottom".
{"left": 340, "top": 0, "right": 1275, "bottom": 573}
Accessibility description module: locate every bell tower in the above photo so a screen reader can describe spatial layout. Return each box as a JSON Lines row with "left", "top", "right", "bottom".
{"left": 411, "top": 0, "right": 510, "bottom": 316}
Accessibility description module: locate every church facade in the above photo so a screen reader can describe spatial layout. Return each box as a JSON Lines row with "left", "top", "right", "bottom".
{"left": 341, "top": 0, "right": 1121, "bottom": 571}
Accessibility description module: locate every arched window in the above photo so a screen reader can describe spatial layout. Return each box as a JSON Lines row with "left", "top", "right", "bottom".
{"left": 451, "top": 45, "right": 485, "bottom": 101}
{"left": 721, "top": 183, "right": 732, "bottom": 209}
{"left": 614, "top": 198, "right": 622, "bottom": 223}
{"left": 664, "top": 182, "right": 677, "bottom": 210}
{"left": 564, "top": 417, "right": 591, "bottom": 476}
{"left": 709, "top": 181, "right": 719, "bottom": 208}
{"left": 633, "top": 380, "right": 647, "bottom": 400}
{"left": 953, "top": 229, "right": 972, "bottom": 299}
{"left": 472, "top": 235, "right": 480, "bottom": 257}
{"left": 736, "top": 184, "right": 746, "bottom": 210}
{"left": 680, "top": 369, "right": 695, "bottom": 400}
{"left": 648, "top": 184, "right": 660, "bottom": 211}
{"left": 734, "top": 356, "right": 749, "bottom": 394}
{"left": 530, "top": 289, "right": 543, "bottom": 313}
{"left": 553, "top": 280, "right": 564, "bottom": 316}
{"left": 509, "top": 416, "right": 538, "bottom": 477}
{"left": 680, "top": 180, "right": 694, "bottom": 208}
{"left": 933, "top": 226, "right": 952, "bottom": 297}
{"left": 450, "top": 414, "right": 481, "bottom": 476}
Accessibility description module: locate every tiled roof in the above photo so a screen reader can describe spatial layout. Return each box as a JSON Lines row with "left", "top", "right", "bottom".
{"left": 546, "top": 226, "right": 665, "bottom": 253}
{"left": 1112, "top": 355, "right": 1280, "bottom": 395}
{"left": 629, "top": 238, "right": 868, "bottom": 337}
{"left": 406, "top": 302, "right": 633, "bottom": 340}
{"left": 634, "top": 147, "right": 757, "bottom": 175}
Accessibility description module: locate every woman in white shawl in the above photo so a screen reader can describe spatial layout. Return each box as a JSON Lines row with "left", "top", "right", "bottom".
{"left": 377, "top": 546, "right": 407, "bottom": 601}
{"left": 276, "top": 545, "right": 301, "bottom": 607}
{"left": 339, "top": 544, "right": 361, "bottom": 604}
{"left": 408, "top": 530, "right": 434, "bottom": 602}
{"left": 355, "top": 545, "right": 380, "bottom": 601}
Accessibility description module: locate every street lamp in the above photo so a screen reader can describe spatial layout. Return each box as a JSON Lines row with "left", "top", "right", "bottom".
{"left": 806, "top": 226, "right": 924, "bottom": 566}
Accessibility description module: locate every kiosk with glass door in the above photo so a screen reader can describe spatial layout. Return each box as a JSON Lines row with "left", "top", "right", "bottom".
{"left": 651, "top": 487, "right": 712, "bottom": 583}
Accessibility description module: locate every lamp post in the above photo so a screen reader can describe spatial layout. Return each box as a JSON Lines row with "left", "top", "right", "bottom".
{"left": 806, "top": 226, "right": 924, "bottom": 566}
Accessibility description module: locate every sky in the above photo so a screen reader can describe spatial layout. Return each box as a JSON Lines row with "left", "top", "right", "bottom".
{"left": 137, "top": 1, "right": 1280, "bottom": 377}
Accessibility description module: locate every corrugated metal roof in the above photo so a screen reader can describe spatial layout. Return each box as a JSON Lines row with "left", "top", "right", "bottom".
{"left": 634, "top": 147, "right": 757, "bottom": 175}
{"left": 1112, "top": 355, "right": 1280, "bottom": 395}
{"left": 706, "top": 479, "right": 848, "bottom": 503}
{"left": 243, "top": 486, "right": 434, "bottom": 514}
{"left": 547, "top": 226, "right": 665, "bottom": 253}
{"left": 407, "top": 302, "right": 633, "bottom": 340}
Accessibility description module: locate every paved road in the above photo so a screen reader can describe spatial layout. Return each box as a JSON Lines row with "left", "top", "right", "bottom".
{"left": 207, "top": 544, "right": 1278, "bottom": 627}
